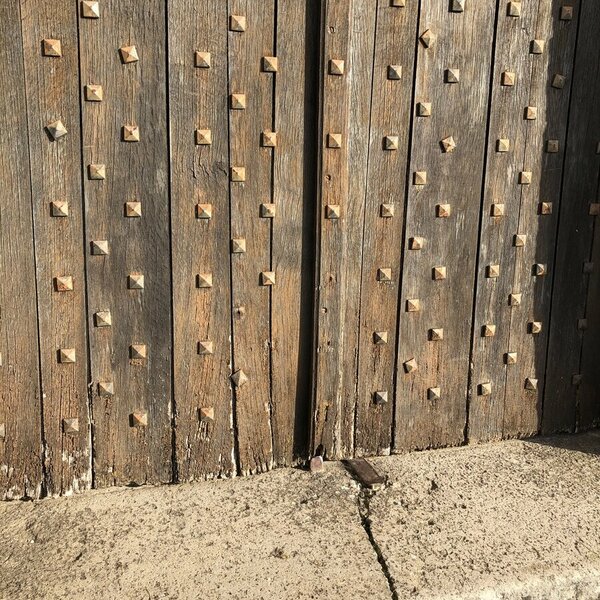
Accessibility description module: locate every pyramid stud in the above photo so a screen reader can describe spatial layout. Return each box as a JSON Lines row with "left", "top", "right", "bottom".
{"left": 46, "top": 120, "right": 68, "bottom": 140}
{"left": 199, "top": 407, "right": 215, "bottom": 422}
{"left": 50, "top": 201, "right": 69, "bottom": 217}
{"left": 491, "top": 203, "right": 505, "bottom": 217}
{"left": 373, "top": 331, "right": 388, "bottom": 345}
{"left": 420, "top": 29, "right": 436, "bottom": 48}
{"left": 122, "top": 125, "right": 140, "bottom": 142}
{"left": 231, "top": 238, "right": 246, "bottom": 253}
{"left": 54, "top": 275, "right": 74, "bottom": 292}
{"left": 90, "top": 240, "right": 109, "bottom": 255}
{"left": 262, "top": 56, "right": 278, "bottom": 72}
{"left": 403, "top": 358, "right": 418, "bottom": 373}
{"left": 377, "top": 268, "right": 392, "bottom": 282}
{"left": 128, "top": 273, "right": 144, "bottom": 289}
{"left": 58, "top": 348, "right": 76, "bottom": 364}
{"left": 530, "top": 39, "right": 545, "bottom": 54}
{"left": 125, "top": 201, "right": 142, "bottom": 217}
{"left": 551, "top": 74, "right": 566, "bottom": 89}
{"left": 417, "top": 102, "right": 432, "bottom": 117}
{"left": 98, "top": 381, "right": 114, "bottom": 396}
{"left": 260, "top": 271, "right": 276, "bottom": 286}
{"left": 261, "top": 131, "right": 277, "bottom": 147}
{"left": 482, "top": 324, "right": 496, "bottom": 337}
{"left": 450, "top": 0, "right": 465, "bottom": 12}
{"left": 42, "top": 39, "right": 62, "bottom": 57}
{"left": 231, "top": 369, "right": 248, "bottom": 387}
{"left": 325, "top": 204, "right": 341, "bottom": 219}
{"left": 130, "top": 344, "right": 147, "bottom": 359}
{"left": 81, "top": 1, "right": 100, "bottom": 18}
{"left": 130, "top": 411, "right": 148, "bottom": 427}
{"left": 546, "top": 139, "right": 560, "bottom": 153}
{"left": 436, "top": 204, "right": 451, "bottom": 218}
{"left": 196, "top": 203, "right": 212, "bottom": 219}
{"left": 486, "top": 264, "right": 500, "bottom": 278}
{"left": 119, "top": 45, "right": 139, "bottom": 64}
{"left": 528, "top": 321, "right": 542, "bottom": 334}
{"left": 409, "top": 236, "right": 425, "bottom": 250}
{"left": 197, "top": 273, "right": 213, "bottom": 288}
{"left": 88, "top": 163, "right": 106, "bottom": 180}
{"left": 445, "top": 68, "right": 460, "bottom": 83}
{"left": 384, "top": 135, "right": 399, "bottom": 150}
{"left": 327, "top": 133, "right": 342, "bottom": 148}
{"left": 230, "top": 166, "right": 246, "bottom": 181}
{"left": 572, "top": 374, "right": 583, "bottom": 386}
{"left": 94, "top": 310, "right": 112, "bottom": 327}
{"left": 560, "top": 6, "right": 573, "bottom": 20}
{"left": 229, "top": 15, "right": 247, "bottom": 32}
{"left": 373, "top": 391, "right": 388, "bottom": 405}
{"left": 0, "top": 423, "right": 5, "bottom": 440}
{"left": 230, "top": 93, "right": 246, "bottom": 109}
{"left": 519, "top": 171, "right": 532, "bottom": 184}
{"left": 329, "top": 59, "right": 345, "bottom": 76}
{"left": 590, "top": 203, "right": 600, "bottom": 216}
{"left": 260, "top": 203, "right": 276, "bottom": 218}
{"left": 525, "top": 106, "right": 537, "bottom": 120}
{"left": 428, "top": 387, "right": 441, "bottom": 401}
{"left": 406, "top": 298, "right": 421, "bottom": 312}
{"left": 524, "top": 377, "right": 538, "bottom": 391}
{"left": 478, "top": 382, "right": 492, "bottom": 396}
{"left": 533, "top": 263, "right": 547, "bottom": 276}
{"left": 429, "top": 328, "right": 444, "bottom": 341}
{"left": 583, "top": 262, "right": 594, "bottom": 274}
{"left": 507, "top": 1, "right": 521, "bottom": 16}
{"left": 380, "top": 204, "right": 395, "bottom": 218}
{"left": 84, "top": 84, "right": 103, "bottom": 101}
{"left": 578, "top": 318, "right": 588, "bottom": 330}
{"left": 513, "top": 234, "right": 527, "bottom": 247}
{"left": 390, "top": 0, "right": 405, "bottom": 5}
{"left": 195, "top": 129, "right": 212, "bottom": 145}
{"left": 501, "top": 71, "right": 516, "bottom": 86}
{"left": 198, "top": 340, "right": 214, "bottom": 355}
{"left": 496, "top": 138, "right": 510, "bottom": 152}
{"left": 433, "top": 266, "right": 447, "bottom": 280}
{"left": 440, "top": 136, "right": 456, "bottom": 153}
{"left": 62, "top": 418, "right": 79, "bottom": 435}
{"left": 413, "top": 171, "right": 427, "bottom": 185}
{"left": 387, "top": 64, "right": 402, "bottom": 80}
{"left": 509, "top": 293, "right": 522, "bottom": 307}
{"left": 195, "top": 51, "right": 211, "bottom": 68}
{"left": 504, "top": 352, "right": 518, "bottom": 365}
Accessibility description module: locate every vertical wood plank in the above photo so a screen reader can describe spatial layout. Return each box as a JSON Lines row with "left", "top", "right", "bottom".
{"left": 228, "top": 0, "right": 275, "bottom": 474}
{"left": 354, "top": 0, "right": 419, "bottom": 457}
{"left": 20, "top": 0, "right": 90, "bottom": 495}
{"left": 394, "top": 0, "right": 496, "bottom": 451}
{"left": 79, "top": 0, "right": 172, "bottom": 486}
{"left": 169, "top": 1, "right": 235, "bottom": 479}
{"left": 0, "top": 0, "right": 43, "bottom": 500}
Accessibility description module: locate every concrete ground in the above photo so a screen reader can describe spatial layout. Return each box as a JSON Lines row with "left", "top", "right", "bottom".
{"left": 1, "top": 433, "right": 599, "bottom": 600}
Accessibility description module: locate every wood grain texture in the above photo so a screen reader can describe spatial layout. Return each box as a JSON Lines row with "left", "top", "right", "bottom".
{"left": 354, "top": 0, "right": 418, "bottom": 457}
{"left": 228, "top": 0, "right": 275, "bottom": 474}
{"left": 0, "top": 0, "right": 43, "bottom": 500}
{"left": 544, "top": 0, "right": 600, "bottom": 433}
{"left": 79, "top": 0, "right": 172, "bottom": 486}
{"left": 20, "top": 0, "right": 90, "bottom": 495}
{"left": 169, "top": 1, "right": 235, "bottom": 480}
{"left": 394, "top": 0, "right": 496, "bottom": 451}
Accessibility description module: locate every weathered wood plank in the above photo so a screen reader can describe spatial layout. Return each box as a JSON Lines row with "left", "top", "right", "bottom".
{"left": 395, "top": 0, "right": 496, "bottom": 451}
{"left": 354, "top": 0, "right": 418, "bottom": 457}
{"left": 169, "top": 1, "right": 235, "bottom": 480}
{"left": 20, "top": 0, "right": 90, "bottom": 495}
{"left": 313, "top": 0, "right": 376, "bottom": 460}
{"left": 228, "top": 0, "right": 275, "bottom": 474}
{"left": 79, "top": 0, "right": 172, "bottom": 486}
{"left": 0, "top": 0, "right": 43, "bottom": 500}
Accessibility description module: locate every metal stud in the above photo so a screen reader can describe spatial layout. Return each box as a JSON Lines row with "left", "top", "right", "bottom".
{"left": 50, "top": 200, "right": 69, "bottom": 217}
{"left": 589, "top": 203, "right": 600, "bottom": 216}
{"left": 195, "top": 51, "right": 211, "bottom": 68}
{"left": 406, "top": 298, "right": 421, "bottom": 312}
{"left": 197, "top": 273, "right": 213, "bottom": 288}
{"left": 94, "top": 310, "right": 112, "bottom": 327}
{"left": 58, "top": 348, "right": 76, "bottom": 364}
{"left": 130, "top": 411, "right": 148, "bottom": 427}
{"left": 380, "top": 204, "right": 395, "bottom": 218}
{"left": 509, "top": 293, "right": 522, "bottom": 307}
{"left": 413, "top": 171, "right": 427, "bottom": 185}
{"left": 450, "top": 0, "right": 465, "bottom": 11}
{"left": 384, "top": 135, "right": 399, "bottom": 150}
{"left": 122, "top": 125, "right": 140, "bottom": 142}
{"left": 440, "top": 136, "right": 456, "bottom": 153}
{"left": 528, "top": 321, "right": 542, "bottom": 334}
{"left": 262, "top": 56, "right": 278, "bottom": 72}
{"left": 260, "top": 203, "right": 276, "bottom": 218}
{"left": 88, "top": 163, "right": 106, "bottom": 180}
{"left": 429, "top": 328, "right": 444, "bottom": 341}
{"left": 195, "top": 129, "right": 212, "bottom": 145}
{"left": 97, "top": 381, "right": 114, "bottom": 396}
{"left": 478, "top": 382, "right": 492, "bottom": 396}
{"left": 329, "top": 59, "right": 345, "bottom": 76}
{"left": 491, "top": 203, "right": 505, "bottom": 217}
{"left": 445, "top": 68, "right": 460, "bottom": 83}
{"left": 524, "top": 377, "right": 538, "bottom": 391}
{"left": 81, "top": 1, "right": 100, "bottom": 18}
{"left": 417, "top": 102, "right": 432, "bottom": 117}
{"left": 90, "top": 240, "right": 109, "bottom": 255}
{"left": 436, "top": 204, "right": 451, "bottom": 218}
{"left": 504, "top": 352, "right": 518, "bottom": 364}
{"left": 403, "top": 358, "right": 418, "bottom": 373}
{"left": 530, "top": 39, "right": 545, "bottom": 54}
{"left": 229, "top": 15, "right": 247, "bottom": 32}
{"left": 507, "top": 1, "right": 521, "bottom": 16}
{"left": 524, "top": 106, "right": 537, "bottom": 120}
{"left": 128, "top": 273, "right": 144, "bottom": 289}
{"left": 482, "top": 324, "right": 496, "bottom": 337}
{"left": 260, "top": 271, "right": 276, "bottom": 286}
{"left": 0, "top": 423, "right": 5, "bottom": 440}
{"left": 420, "top": 29, "right": 436, "bottom": 48}
{"left": 373, "top": 331, "right": 388, "bottom": 345}
{"left": 198, "top": 340, "right": 214, "bottom": 355}
{"left": 231, "top": 238, "right": 246, "bottom": 253}
{"left": 409, "top": 236, "right": 425, "bottom": 250}
{"left": 387, "top": 65, "right": 402, "bottom": 80}
{"left": 196, "top": 203, "right": 212, "bottom": 219}
{"left": 230, "top": 166, "right": 246, "bottom": 181}
{"left": 583, "top": 262, "right": 594, "bottom": 274}
{"left": 46, "top": 120, "right": 68, "bottom": 140}
{"left": 325, "top": 204, "right": 341, "bottom": 219}
{"left": 486, "top": 264, "right": 500, "bottom": 278}
{"left": 119, "top": 45, "right": 139, "bottom": 64}
{"left": 373, "top": 391, "right": 388, "bottom": 405}
{"left": 54, "top": 275, "right": 74, "bottom": 292}
{"left": 130, "top": 344, "right": 147, "bottom": 359}
{"left": 433, "top": 266, "right": 447, "bottom": 280}
{"left": 539, "top": 201, "right": 553, "bottom": 215}
{"left": 513, "top": 234, "right": 527, "bottom": 247}
{"left": 551, "top": 74, "right": 566, "bottom": 89}
{"left": 42, "top": 39, "right": 62, "bottom": 57}
{"left": 327, "top": 133, "right": 342, "bottom": 148}
{"left": 390, "top": 0, "right": 405, "bottom": 6}
{"left": 578, "top": 318, "right": 588, "bottom": 330}
{"left": 199, "top": 407, "right": 215, "bottom": 422}
{"left": 560, "top": 6, "right": 573, "bottom": 20}
{"left": 231, "top": 369, "right": 248, "bottom": 387}
{"left": 230, "top": 93, "right": 247, "bottom": 109}
{"left": 124, "top": 201, "right": 142, "bottom": 218}
{"left": 84, "top": 84, "right": 103, "bottom": 102}
{"left": 572, "top": 374, "right": 582, "bottom": 386}
{"left": 533, "top": 263, "right": 547, "bottom": 276}
{"left": 377, "top": 268, "right": 392, "bottom": 282}
{"left": 428, "top": 387, "right": 441, "bottom": 401}
{"left": 261, "top": 131, "right": 277, "bottom": 147}
{"left": 62, "top": 418, "right": 79, "bottom": 435}
{"left": 496, "top": 138, "right": 510, "bottom": 152}
{"left": 501, "top": 71, "right": 516, "bottom": 86}
{"left": 519, "top": 171, "right": 532, "bottom": 184}
{"left": 546, "top": 139, "right": 560, "bottom": 153}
